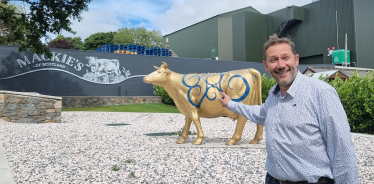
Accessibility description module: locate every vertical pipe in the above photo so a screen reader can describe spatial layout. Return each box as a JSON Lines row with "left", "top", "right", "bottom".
{"left": 345, "top": 33, "right": 348, "bottom": 67}
{"left": 336, "top": 11, "right": 339, "bottom": 49}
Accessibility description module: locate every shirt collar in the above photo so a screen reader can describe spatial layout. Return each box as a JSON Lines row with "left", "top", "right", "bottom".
{"left": 273, "top": 70, "right": 302, "bottom": 97}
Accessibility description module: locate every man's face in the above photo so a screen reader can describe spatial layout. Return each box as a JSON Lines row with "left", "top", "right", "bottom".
{"left": 263, "top": 43, "right": 299, "bottom": 88}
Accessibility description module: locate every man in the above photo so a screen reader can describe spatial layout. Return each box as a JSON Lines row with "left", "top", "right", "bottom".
{"left": 218, "top": 34, "right": 359, "bottom": 184}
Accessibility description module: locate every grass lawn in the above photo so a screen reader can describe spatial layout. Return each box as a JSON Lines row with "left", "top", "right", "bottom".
{"left": 62, "top": 103, "right": 180, "bottom": 113}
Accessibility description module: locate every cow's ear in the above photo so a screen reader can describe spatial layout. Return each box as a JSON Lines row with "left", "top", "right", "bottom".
{"left": 165, "top": 69, "right": 171, "bottom": 75}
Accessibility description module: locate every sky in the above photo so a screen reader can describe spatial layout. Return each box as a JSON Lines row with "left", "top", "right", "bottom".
{"left": 50, "top": 0, "right": 314, "bottom": 41}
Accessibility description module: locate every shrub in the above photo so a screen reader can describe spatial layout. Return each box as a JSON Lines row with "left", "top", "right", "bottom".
{"left": 329, "top": 71, "right": 374, "bottom": 133}
{"left": 261, "top": 74, "right": 277, "bottom": 103}
{"left": 153, "top": 85, "right": 174, "bottom": 105}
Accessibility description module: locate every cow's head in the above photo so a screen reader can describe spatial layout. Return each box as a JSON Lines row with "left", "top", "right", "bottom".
{"left": 85, "top": 56, "right": 98, "bottom": 67}
{"left": 143, "top": 62, "right": 171, "bottom": 86}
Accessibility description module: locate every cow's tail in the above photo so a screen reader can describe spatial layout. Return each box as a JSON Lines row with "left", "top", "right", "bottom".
{"left": 248, "top": 69, "right": 262, "bottom": 105}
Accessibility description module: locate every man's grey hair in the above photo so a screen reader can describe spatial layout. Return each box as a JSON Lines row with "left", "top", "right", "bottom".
{"left": 263, "top": 34, "right": 297, "bottom": 60}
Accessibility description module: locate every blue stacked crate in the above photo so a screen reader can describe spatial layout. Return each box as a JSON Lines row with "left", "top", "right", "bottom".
{"left": 161, "top": 48, "right": 169, "bottom": 56}
{"left": 137, "top": 45, "right": 146, "bottom": 55}
{"left": 168, "top": 51, "right": 172, "bottom": 57}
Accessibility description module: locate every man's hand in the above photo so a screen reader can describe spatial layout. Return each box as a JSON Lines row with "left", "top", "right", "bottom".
{"left": 217, "top": 92, "right": 231, "bottom": 107}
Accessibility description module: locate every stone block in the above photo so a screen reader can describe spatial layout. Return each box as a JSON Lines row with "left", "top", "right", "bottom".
{"left": 6, "top": 103, "right": 17, "bottom": 111}
{"left": 28, "top": 110, "right": 40, "bottom": 116}
{"left": 0, "top": 94, "right": 4, "bottom": 103}
{"left": 9, "top": 115, "right": 21, "bottom": 120}
{"left": 6, "top": 111, "right": 18, "bottom": 116}
{"left": 48, "top": 119, "right": 55, "bottom": 123}
{"left": 17, "top": 111, "right": 27, "bottom": 118}
{"left": 54, "top": 101, "right": 62, "bottom": 108}
{"left": 1, "top": 117, "right": 10, "bottom": 122}
{"left": 16, "top": 118, "right": 37, "bottom": 123}
{"left": 27, "top": 104, "right": 36, "bottom": 111}
{"left": 46, "top": 109, "right": 56, "bottom": 113}
{"left": 45, "top": 103, "right": 54, "bottom": 109}
{"left": 14, "top": 97, "right": 24, "bottom": 103}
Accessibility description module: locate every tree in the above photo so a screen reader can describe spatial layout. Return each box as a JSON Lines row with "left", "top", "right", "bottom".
{"left": 0, "top": 0, "right": 92, "bottom": 57}
{"left": 47, "top": 35, "right": 74, "bottom": 49}
{"left": 0, "top": 3, "right": 24, "bottom": 45}
{"left": 66, "top": 37, "right": 84, "bottom": 50}
{"left": 113, "top": 27, "right": 163, "bottom": 49}
{"left": 83, "top": 32, "right": 114, "bottom": 51}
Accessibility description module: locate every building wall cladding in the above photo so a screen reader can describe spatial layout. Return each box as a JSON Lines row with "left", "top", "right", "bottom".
{"left": 162, "top": 17, "right": 219, "bottom": 59}
{"left": 218, "top": 17, "right": 233, "bottom": 61}
{"left": 163, "top": 7, "right": 261, "bottom": 61}
{"left": 266, "top": 0, "right": 356, "bottom": 66}
{"left": 353, "top": 0, "right": 374, "bottom": 68}
{"left": 163, "top": 0, "right": 374, "bottom": 69}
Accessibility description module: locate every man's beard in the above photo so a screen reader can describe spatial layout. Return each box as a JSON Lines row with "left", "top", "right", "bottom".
{"left": 271, "top": 68, "right": 297, "bottom": 86}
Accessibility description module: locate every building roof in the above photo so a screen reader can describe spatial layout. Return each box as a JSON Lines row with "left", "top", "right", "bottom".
{"left": 307, "top": 70, "right": 342, "bottom": 79}
{"left": 302, "top": 66, "right": 372, "bottom": 78}
{"left": 163, "top": 6, "right": 260, "bottom": 37}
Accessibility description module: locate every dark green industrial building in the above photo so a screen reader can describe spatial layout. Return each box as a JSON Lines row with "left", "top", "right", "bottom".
{"left": 163, "top": 0, "right": 374, "bottom": 69}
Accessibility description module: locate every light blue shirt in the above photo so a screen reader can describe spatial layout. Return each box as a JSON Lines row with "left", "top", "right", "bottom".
{"left": 228, "top": 71, "right": 359, "bottom": 183}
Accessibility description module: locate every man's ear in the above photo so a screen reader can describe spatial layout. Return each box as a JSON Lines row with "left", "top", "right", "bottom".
{"left": 263, "top": 60, "right": 269, "bottom": 73}
{"left": 295, "top": 54, "right": 299, "bottom": 66}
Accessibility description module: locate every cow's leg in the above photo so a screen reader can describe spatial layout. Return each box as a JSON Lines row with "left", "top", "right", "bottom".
{"left": 249, "top": 124, "right": 263, "bottom": 144}
{"left": 176, "top": 117, "right": 192, "bottom": 144}
{"left": 191, "top": 113, "right": 204, "bottom": 145}
{"left": 225, "top": 115, "right": 247, "bottom": 145}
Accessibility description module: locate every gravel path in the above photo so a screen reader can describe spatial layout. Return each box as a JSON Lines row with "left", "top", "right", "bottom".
{"left": 0, "top": 112, "right": 373, "bottom": 183}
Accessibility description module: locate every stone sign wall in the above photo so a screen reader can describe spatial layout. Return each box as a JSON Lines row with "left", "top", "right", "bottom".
{"left": 0, "top": 91, "right": 62, "bottom": 123}
{"left": 62, "top": 96, "right": 161, "bottom": 108}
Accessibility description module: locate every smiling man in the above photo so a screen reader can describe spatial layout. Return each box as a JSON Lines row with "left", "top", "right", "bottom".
{"left": 218, "top": 34, "right": 359, "bottom": 184}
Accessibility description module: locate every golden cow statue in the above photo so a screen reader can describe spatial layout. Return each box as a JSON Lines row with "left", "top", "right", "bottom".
{"left": 143, "top": 62, "right": 263, "bottom": 145}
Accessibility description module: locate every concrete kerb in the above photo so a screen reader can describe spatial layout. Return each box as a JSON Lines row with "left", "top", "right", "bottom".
{"left": 0, "top": 135, "right": 15, "bottom": 184}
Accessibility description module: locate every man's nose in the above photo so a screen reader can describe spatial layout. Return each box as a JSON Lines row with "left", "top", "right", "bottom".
{"left": 277, "top": 60, "right": 287, "bottom": 68}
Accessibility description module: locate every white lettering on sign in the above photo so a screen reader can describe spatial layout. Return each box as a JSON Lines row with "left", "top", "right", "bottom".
{"left": 9, "top": 53, "right": 146, "bottom": 84}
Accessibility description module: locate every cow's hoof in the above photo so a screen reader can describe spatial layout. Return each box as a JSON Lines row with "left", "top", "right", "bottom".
{"left": 192, "top": 138, "right": 203, "bottom": 145}
{"left": 176, "top": 138, "right": 186, "bottom": 144}
{"left": 225, "top": 139, "right": 239, "bottom": 145}
{"left": 249, "top": 139, "right": 260, "bottom": 144}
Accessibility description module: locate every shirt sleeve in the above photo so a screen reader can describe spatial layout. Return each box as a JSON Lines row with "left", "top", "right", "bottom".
{"left": 318, "top": 88, "right": 359, "bottom": 184}
{"left": 227, "top": 100, "right": 267, "bottom": 126}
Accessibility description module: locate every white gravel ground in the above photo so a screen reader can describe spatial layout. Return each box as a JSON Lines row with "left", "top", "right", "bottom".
{"left": 0, "top": 112, "right": 373, "bottom": 183}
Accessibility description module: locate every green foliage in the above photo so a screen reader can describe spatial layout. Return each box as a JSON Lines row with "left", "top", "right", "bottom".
{"left": 171, "top": 127, "right": 197, "bottom": 136}
{"left": 125, "top": 158, "right": 135, "bottom": 164}
{"left": 153, "top": 86, "right": 174, "bottom": 105}
{"left": 66, "top": 37, "right": 84, "bottom": 50}
{"left": 0, "top": 0, "right": 92, "bottom": 57}
{"left": 111, "top": 165, "right": 120, "bottom": 171}
{"left": 261, "top": 74, "right": 276, "bottom": 103}
{"left": 113, "top": 27, "right": 163, "bottom": 49}
{"left": 328, "top": 71, "right": 374, "bottom": 133}
{"left": 129, "top": 171, "right": 136, "bottom": 178}
{"left": 84, "top": 32, "right": 114, "bottom": 51}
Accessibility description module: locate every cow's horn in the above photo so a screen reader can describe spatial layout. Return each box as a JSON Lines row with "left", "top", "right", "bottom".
{"left": 153, "top": 65, "right": 159, "bottom": 69}
{"left": 162, "top": 62, "right": 168, "bottom": 68}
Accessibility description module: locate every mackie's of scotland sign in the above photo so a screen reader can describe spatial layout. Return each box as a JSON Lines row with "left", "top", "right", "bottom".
{"left": 6, "top": 51, "right": 144, "bottom": 84}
